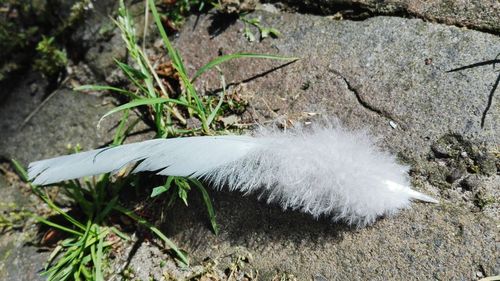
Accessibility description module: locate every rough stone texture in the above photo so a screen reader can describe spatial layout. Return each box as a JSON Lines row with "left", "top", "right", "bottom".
{"left": 68, "top": 0, "right": 125, "bottom": 81}
{"left": 167, "top": 190, "right": 498, "bottom": 280}
{"left": 0, "top": 173, "right": 47, "bottom": 281}
{"left": 109, "top": 237, "right": 214, "bottom": 280}
{"left": 0, "top": 72, "right": 140, "bottom": 165}
{"left": 0, "top": 6, "right": 499, "bottom": 281}
{"left": 0, "top": 72, "right": 117, "bottom": 278}
{"left": 158, "top": 12, "right": 498, "bottom": 279}
{"left": 0, "top": 72, "right": 152, "bottom": 280}
{"left": 269, "top": 0, "right": 500, "bottom": 34}
{"left": 175, "top": 12, "right": 499, "bottom": 160}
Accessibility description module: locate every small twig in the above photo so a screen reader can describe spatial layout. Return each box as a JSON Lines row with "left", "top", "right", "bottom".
{"left": 21, "top": 77, "right": 70, "bottom": 128}
{"left": 141, "top": 49, "right": 187, "bottom": 125}
{"left": 447, "top": 59, "right": 500, "bottom": 72}
{"left": 142, "top": 0, "right": 149, "bottom": 51}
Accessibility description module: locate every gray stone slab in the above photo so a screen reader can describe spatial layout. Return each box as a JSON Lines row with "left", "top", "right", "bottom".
{"left": 0, "top": 73, "right": 131, "bottom": 165}
{"left": 269, "top": 0, "right": 500, "bottom": 34}
{"left": 0, "top": 7, "right": 498, "bottom": 280}
{"left": 159, "top": 11, "right": 500, "bottom": 279}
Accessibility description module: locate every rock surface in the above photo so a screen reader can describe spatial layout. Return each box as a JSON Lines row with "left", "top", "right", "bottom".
{"left": 0, "top": 3, "right": 499, "bottom": 281}
{"left": 164, "top": 11, "right": 499, "bottom": 279}
{"left": 269, "top": 0, "right": 500, "bottom": 34}
{"left": 0, "top": 73, "right": 122, "bottom": 164}
{"left": 0, "top": 172, "right": 47, "bottom": 281}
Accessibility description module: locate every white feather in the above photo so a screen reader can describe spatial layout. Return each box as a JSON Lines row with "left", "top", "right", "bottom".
{"left": 28, "top": 122, "right": 437, "bottom": 227}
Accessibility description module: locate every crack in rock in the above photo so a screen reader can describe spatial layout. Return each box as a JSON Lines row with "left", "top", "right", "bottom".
{"left": 329, "top": 69, "right": 405, "bottom": 129}
{"left": 447, "top": 58, "right": 500, "bottom": 129}
{"left": 480, "top": 70, "right": 499, "bottom": 128}
{"left": 265, "top": 0, "right": 500, "bottom": 36}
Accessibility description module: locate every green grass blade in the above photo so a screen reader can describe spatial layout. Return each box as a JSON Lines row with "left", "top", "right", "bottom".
{"left": 113, "top": 205, "right": 189, "bottom": 265}
{"left": 44, "top": 247, "right": 77, "bottom": 272}
{"left": 80, "top": 265, "right": 92, "bottom": 280}
{"left": 110, "top": 226, "right": 130, "bottom": 241}
{"left": 122, "top": 117, "right": 141, "bottom": 142}
{"left": 75, "top": 85, "right": 139, "bottom": 99}
{"left": 115, "top": 60, "right": 147, "bottom": 80}
{"left": 113, "top": 110, "right": 130, "bottom": 146}
{"left": 151, "top": 177, "right": 174, "bottom": 198}
{"left": 147, "top": 0, "right": 185, "bottom": 75}
{"left": 27, "top": 185, "right": 87, "bottom": 231}
{"left": 93, "top": 225, "right": 104, "bottom": 281}
{"left": 99, "top": 97, "right": 195, "bottom": 125}
{"left": 18, "top": 172, "right": 86, "bottom": 231}
{"left": 206, "top": 68, "right": 227, "bottom": 126}
{"left": 61, "top": 184, "right": 93, "bottom": 217}
{"left": 11, "top": 159, "right": 28, "bottom": 182}
{"left": 95, "top": 196, "right": 118, "bottom": 224}
{"left": 31, "top": 214, "right": 83, "bottom": 236}
{"left": 39, "top": 192, "right": 86, "bottom": 231}
{"left": 189, "top": 179, "right": 219, "bottom": 235}
{"left": 191, "top": 53, "right": 299, "bottom": 82}
{"left": 84, "top": 227, "right": 109, "bottom": 248}
{"left": 151, "top": 185, "right": 169, "bottom": 198}
{"left": 176, "top": 71, "right": 209, "bottom": 131}
{"left": 46, "top": 254, "right": 75, "bottom": 281}
{"left": 45, "top": 244, "right": 64, "bottom": 270}
{"left": 115, "top": 60, "right": 149, "bottom": 95}
{"left": 206, "top": 92, "right": 224, "bottom": 126}
{"left": 173, "top": 48, "right": 188, "bottom": 76}
{"left": 90, "top": 243, "right": 97, "bottom": 279}
{"left": 138, "top": 47, "right": 170, "bottom": 99}
{"left": 70, "top": 220, "right": 93, "bottom": 281}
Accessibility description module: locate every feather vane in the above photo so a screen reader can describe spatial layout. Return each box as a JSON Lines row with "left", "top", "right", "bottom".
{"left": 28, "top": 122, "right": 437, "bottom": 226}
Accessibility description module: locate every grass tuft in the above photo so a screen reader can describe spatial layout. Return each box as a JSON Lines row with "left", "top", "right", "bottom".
{"left": 79, "top": 0, "right": 295, "bottom": 240}
{"left": 17, "top": 0, "right": 298, "bottom": 279}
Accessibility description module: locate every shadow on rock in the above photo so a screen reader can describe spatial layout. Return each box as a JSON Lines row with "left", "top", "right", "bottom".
{"left": 207, "top": 12, "right": 239, "bottom": 38}
{"left": 163, "top": 188, "right": 350, "bottom": 254}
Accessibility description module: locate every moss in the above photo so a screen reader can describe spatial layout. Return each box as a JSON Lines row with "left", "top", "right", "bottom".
{"left": 160, "top": 0, "right": 212, "bottom": 30}
{"left": 33, "top": 36, "right": 68, "bottom": 79}
{"left": 0, "top": 200, "right": 29, "bottom": 233}
{"left": 417, "top": 134, "right": 498, "bottom": 195}
{"left": 473, "top": 193, "right": 496, "bottom": 210}
{"left": 0, "top": 0, "right": 87, "bottom": 83}
{"left": 426, "top": 163, "right": 453, "bottom": 190}
{"left": 66, "top": 0, "right": 87, "bottom": 27}
{"left": 430, "top": 134, "right": 497, "bottom": 176}
{"left": 121, "top": 267, "right": 136, "bottom": 280}
{"left": 0, "top": 247, "right": 12, "bottom": 277}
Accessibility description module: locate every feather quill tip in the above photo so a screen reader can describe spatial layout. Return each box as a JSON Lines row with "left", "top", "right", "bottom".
{"left": 384, "top": 180, "right": 439, "bottom": 204}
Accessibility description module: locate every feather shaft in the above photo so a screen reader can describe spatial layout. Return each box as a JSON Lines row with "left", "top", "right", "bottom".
{"left": 28, "top": 123, "right": 438, "bottom": 226}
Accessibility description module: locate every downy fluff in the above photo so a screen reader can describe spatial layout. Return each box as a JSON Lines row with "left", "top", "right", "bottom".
{"left": 28, "top": 121, "right": 437, "bottom": 227}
